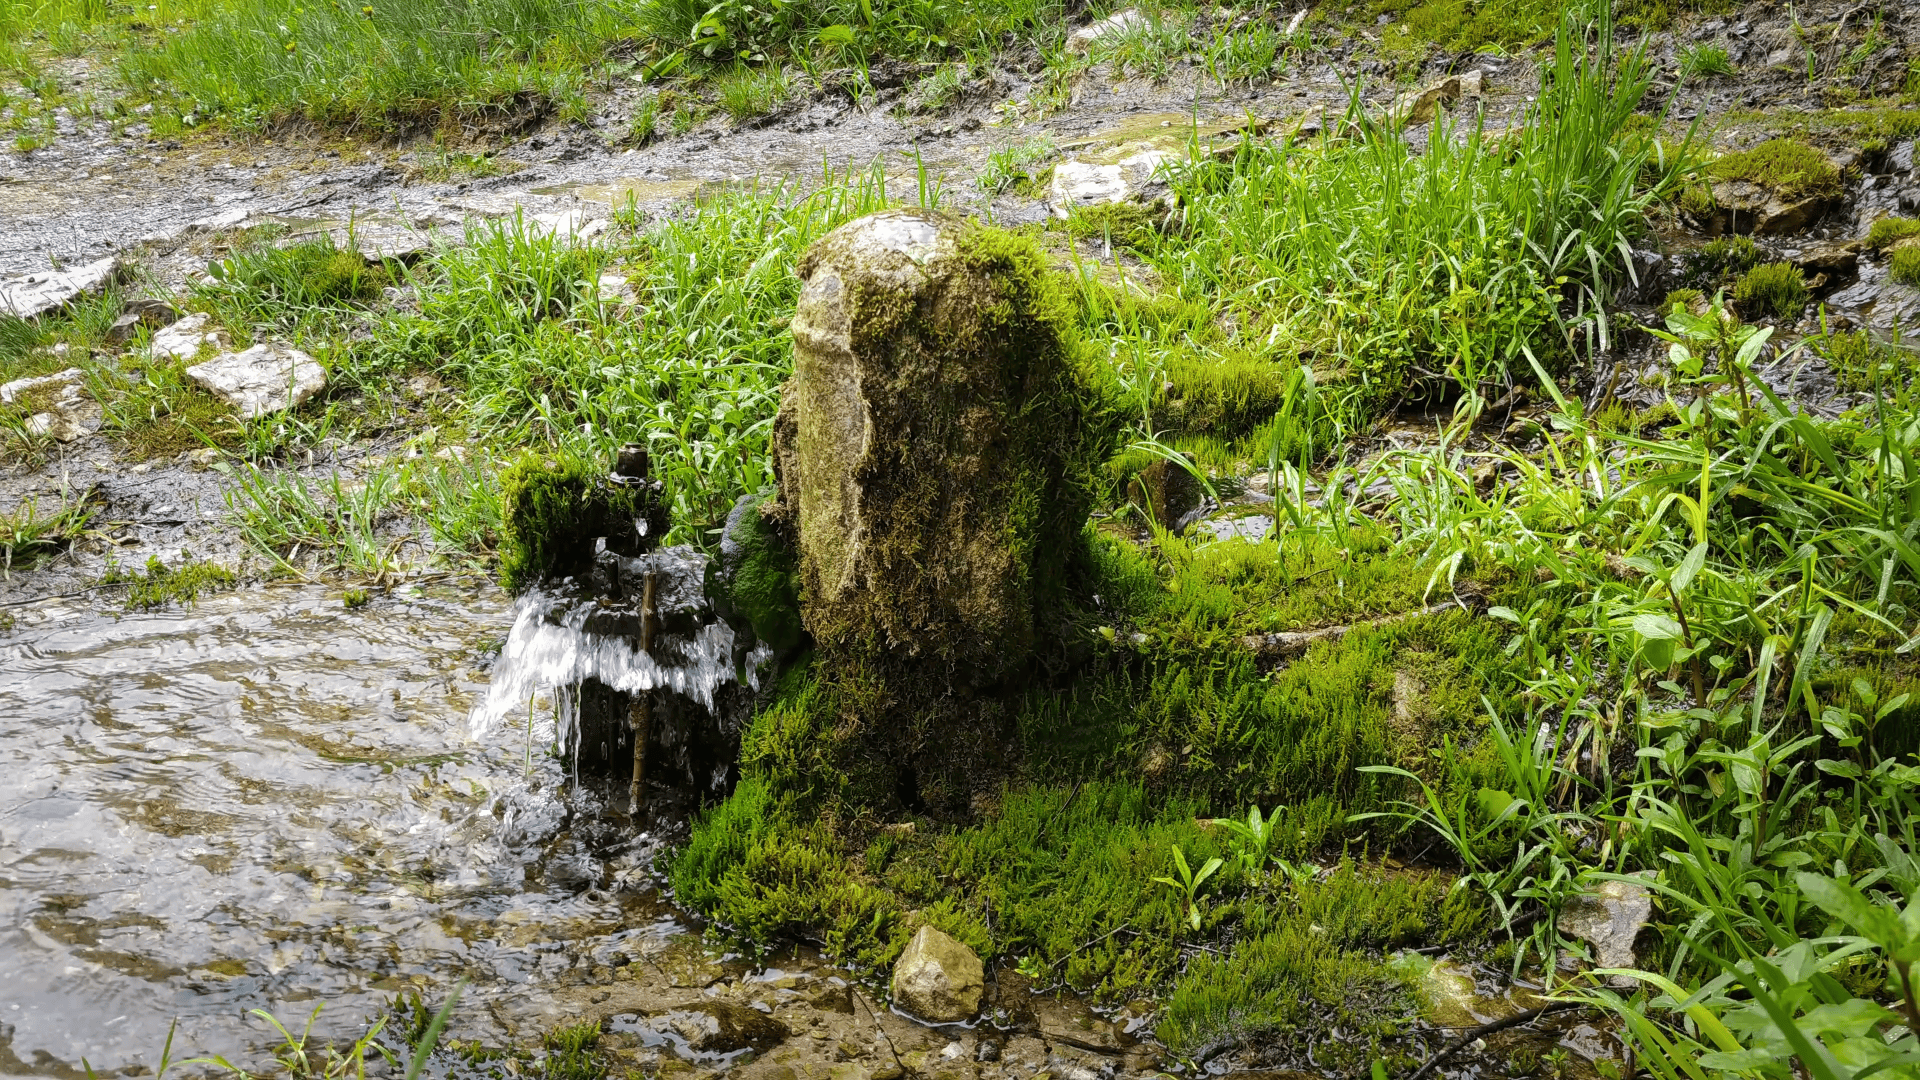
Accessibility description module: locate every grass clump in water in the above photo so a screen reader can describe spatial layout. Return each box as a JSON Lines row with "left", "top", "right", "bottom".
{"left": 538, "top": 1021, "right": 603, "bottom": 1080}
{"left": 1815, "top": 328, "right": 1917, "bottom": 393}
{"left": 101, "top": 554, "right": 237, "bottom": 610}
{"left": 1684, "top": 234, "right": 1759, "bottom": 284}
{"left": 1708, "top": 138, "right": 1843, "bottom": 201}
{"left": 1732, "top": 261, "right": 1809, "bottom": 319}
{"left": 714, "top": 64, "right": 792, "bottom": 122}
{"left": 1, "top": 493, "right": 95, "bottom": 574}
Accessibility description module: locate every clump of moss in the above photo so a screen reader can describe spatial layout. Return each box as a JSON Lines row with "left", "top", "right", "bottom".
{"left": 1662, "top": 288, "right": 1706, "bottom": 315}
{"left": 1733, "top": 262, "right": 1810, "bottom": 318}
{"left": 675, "top": 527, "right": 1528, "bottom": 1051}
{"left": 1677, "top": 180, "right": 1718, "bottom": 217}
{"left": 1866, "top": 216, "right": 1920, "bottom": 252}
{"left": 718, "top": 494, "right": 802, "bottom": 653}
{"left": 1684, "top": 235, "right": 1760, "bottom": 283}
{"left": 1708, "top": 139, "right": 1843, "bottom": 201}
{"left": 1064, "top": 202, "right": 1164, "bottom": 251}
{"left": 497, "top": 450, "right": 667, "bottom": 592}
{"left": 210, "top": 236, "right": 389, "bottom": 307}
{"left": 1157, "top": 861, "right": 1490, "bottom": 1055}
{"left": 539, "top": 1021, "right": 603, "bottom": 1080}
{"left": 1893, "top": 245, "right": 1920, "bottom": 287}
{"left": 102, "top": 555, "right": 237, "bottom": 611}
{"left": 1157, "top": 351, "right": 1293, "bottom": 439}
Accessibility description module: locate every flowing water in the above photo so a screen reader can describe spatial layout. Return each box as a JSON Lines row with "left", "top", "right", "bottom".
{"left": 0, "top": 582, "right": 702, "bottom": 1077}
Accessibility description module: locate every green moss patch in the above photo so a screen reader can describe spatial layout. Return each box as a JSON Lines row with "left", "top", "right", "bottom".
{"left": 675, "top": 529, "right": 1520, "bottom": 1054}
{"left": 1866, "top": 217, "right": 1920, "bottom": 252}
{"left": 721, "top": 496, "right": 802, "bottom": 653}
{"left": 1732, "top": 262, "right": 1810, "bottom": 319}
{"left": 497, "top": 450, "right": 667, "bottom": 592}
{"left": 1893, "top": 245, "right": 1920, "bottom": 286}
{"left": 1708, "top": 139, "right": 1843, "bottom": 201}
{"left": 101, "top": 555, "right": 238, "bottom": 611}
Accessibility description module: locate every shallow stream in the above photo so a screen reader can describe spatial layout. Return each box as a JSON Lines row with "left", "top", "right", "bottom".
{"left": 0, "top": 583, "right": 693, "bottom": 1076}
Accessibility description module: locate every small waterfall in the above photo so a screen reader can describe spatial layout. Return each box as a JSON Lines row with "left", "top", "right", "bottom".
{"left": 468, "top": 545, "right": 774, "bottom": 798}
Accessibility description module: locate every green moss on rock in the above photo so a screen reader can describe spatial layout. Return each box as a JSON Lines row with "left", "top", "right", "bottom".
{"left": 497, "top": 450, "right": 667, "bottom": 592}
{"left": 718, "top": 494, "right": 803, "bottom": 652}
{"left": 1709, "top": 138, "right": 1843, "bottom": 202}
{"left": 1732, "top": 261, "right": 1810, "bottom": 319}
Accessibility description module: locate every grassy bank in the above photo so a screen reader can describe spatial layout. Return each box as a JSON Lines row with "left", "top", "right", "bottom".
{"left": 0, "top": 0, "right": 1783, "bottom": 139}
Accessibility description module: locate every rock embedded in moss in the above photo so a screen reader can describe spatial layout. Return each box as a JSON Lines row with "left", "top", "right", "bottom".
{"left": 770, "top": 208, "right": 1112, "bottom": 687}
{"left": 891, "top": 925, "right": 984, "bottom": 1023}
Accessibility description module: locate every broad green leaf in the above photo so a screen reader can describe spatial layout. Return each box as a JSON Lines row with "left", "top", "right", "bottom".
{"left": 1671, "top": 541, "right": 1708, "bottom": 594}
{"left": 1635, "top": 612, "right": 1684, "bottom": 640}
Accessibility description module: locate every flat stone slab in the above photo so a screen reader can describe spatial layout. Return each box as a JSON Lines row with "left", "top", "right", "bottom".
{"left": 187, "top": 343, "right": 326, "bottom": 418}
{"left": 149, "top": 312, "right": 229, "bottom": 363}
{"left": 0, "top": 257, "right": 120, "bottom": 320}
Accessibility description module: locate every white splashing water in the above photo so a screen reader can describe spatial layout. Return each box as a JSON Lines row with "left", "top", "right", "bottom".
{"left": 467, "top": 589, "right": 766, "bottom": 754}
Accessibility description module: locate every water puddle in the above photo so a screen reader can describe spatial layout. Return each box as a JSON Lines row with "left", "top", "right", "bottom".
{"left": 0, "top": 584, "right": 689, "bottom": 1075}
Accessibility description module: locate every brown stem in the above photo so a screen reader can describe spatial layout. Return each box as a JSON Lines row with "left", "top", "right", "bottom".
{"left": 1668, "top": 583, "right": 1709, "bottom": 709}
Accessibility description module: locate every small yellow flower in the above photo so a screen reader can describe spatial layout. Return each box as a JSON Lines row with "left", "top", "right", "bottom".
{"left": 361, "top": 5, "right": 373, "bottom": 13}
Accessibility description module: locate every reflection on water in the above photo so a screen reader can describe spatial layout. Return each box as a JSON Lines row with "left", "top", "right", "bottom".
{"left": 0, "top": 583, "right": 683, "bottom": 1077}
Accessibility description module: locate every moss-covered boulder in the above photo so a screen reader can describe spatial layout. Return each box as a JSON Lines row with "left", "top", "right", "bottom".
{"left": 769, "top": 208, "right": 1113, "bottom": 687}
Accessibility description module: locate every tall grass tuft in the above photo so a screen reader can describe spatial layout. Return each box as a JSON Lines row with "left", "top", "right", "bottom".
{"left": 1153, "top": 9, "right": 1685, "bottom": 411}
{"left": 115, "top": 0, "right": 632, "bottom": 130}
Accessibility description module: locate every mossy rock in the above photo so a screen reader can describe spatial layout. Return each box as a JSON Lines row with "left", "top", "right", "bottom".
{"left": 497, "top": 450, "right": 669, "bottom": 592}
{"left": 716, "top": 492, "right": 803, "bottom": 653}
{"left": 770, "top": 208, "right": 1119, "bottom": 682}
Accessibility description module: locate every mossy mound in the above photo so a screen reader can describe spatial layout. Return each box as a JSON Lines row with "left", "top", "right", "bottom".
{"left": 716, "top": 493, "right": 803, "bottom": 653}
{"left": 1158, "top": 351, "right": 1295, "bottom": 440}
{"left": 1866, "top": 216, "right": 1920, "bottom": 252}
{"left": 674, "top": 528, "right": 1530, "bottom": 1055}
{"left": 497, "top": 450, "right": 669, "bottom": 592}
{"left": 1709, "top": 138, "right": 1843, "bottom": 202}
{"left": 1893, "top": 244, "right": 1920, "bottom": 287}
{"left": 1732, "top": 262, "right": 1810, "bottom": 319}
